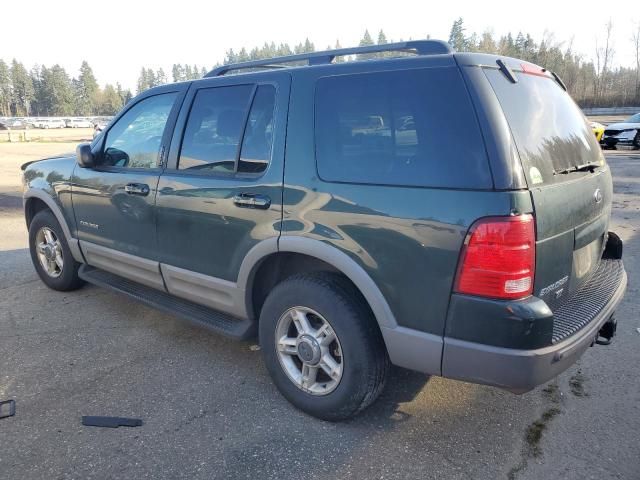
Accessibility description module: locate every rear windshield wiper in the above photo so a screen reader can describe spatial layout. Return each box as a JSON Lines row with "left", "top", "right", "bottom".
{"left": 554, "top": 163, "right": 601, "bottom": 175}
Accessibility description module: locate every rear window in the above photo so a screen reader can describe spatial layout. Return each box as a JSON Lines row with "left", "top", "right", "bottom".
{"left": 485, "top": 68, "right": 602, "bottom": 185}
{"left": 315, "top": 67, "right": 492, "bottom": 189}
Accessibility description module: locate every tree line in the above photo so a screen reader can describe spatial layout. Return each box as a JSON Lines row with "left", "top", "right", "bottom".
{"left": 2, "top": 19, "right": 639, "bottom": 117}
{"left": 0, "top": 60, "right": 133, "bottom": 117}
{"left": 447, "top": 18, "right": 640, "bottom": 108}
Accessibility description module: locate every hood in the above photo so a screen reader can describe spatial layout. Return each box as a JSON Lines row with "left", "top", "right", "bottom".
{"left": 21, "top": 153, "right": 75, "bottom": 171}
{"left": 605, "top": 122, "right": 640, "bottom": 131}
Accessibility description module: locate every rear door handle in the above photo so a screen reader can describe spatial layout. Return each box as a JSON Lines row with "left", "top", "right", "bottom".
{"left": 125, "top": 183, "right": 150, "bottom": 196}
{"left": 233, "top": 193, "right": 271, "bottom": 210}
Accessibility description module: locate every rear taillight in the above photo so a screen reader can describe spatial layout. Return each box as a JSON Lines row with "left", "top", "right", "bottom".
{"left": 455, "top": 214, "right": 535, "bottom": 300}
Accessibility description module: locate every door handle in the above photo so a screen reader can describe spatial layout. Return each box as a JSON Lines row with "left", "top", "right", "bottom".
{"left": 233, "top": 193, "right": 271, "bottom": 210}
{"left": 125, "top": 183, "right": 150, "bottom": 196}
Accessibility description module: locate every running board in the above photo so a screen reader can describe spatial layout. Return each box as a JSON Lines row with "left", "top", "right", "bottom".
{"left": 79, "top": 265, "right": 254, "bottom": 339}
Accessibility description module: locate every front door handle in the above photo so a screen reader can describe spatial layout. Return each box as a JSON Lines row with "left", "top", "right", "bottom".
{"left": 125, "top": 183, "right": 150, "bottom": 196}
{"left": 233, "top": 193, "right": 271, "bottom": 210}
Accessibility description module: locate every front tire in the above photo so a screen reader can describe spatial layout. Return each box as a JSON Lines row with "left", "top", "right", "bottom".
{"left": 259, "top": 272, "right": 389, "bottom": 421}
{"left": 29, "top": 209, "right": 85, "bottom": 291}
{"left": 633, "top": 131, "right": 640, "bottom": 150}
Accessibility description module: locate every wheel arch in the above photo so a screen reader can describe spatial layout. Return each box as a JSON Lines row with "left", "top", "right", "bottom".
{"left": 239, "top": 236, "right": 398, "bottom": 330}
{"left": 24, "top": 188, "right": 84, "bottom": 262}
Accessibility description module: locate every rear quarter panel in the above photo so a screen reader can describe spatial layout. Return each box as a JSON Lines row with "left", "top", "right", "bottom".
{"left": 282, "top": 63, "right": 533, "bottom": 335}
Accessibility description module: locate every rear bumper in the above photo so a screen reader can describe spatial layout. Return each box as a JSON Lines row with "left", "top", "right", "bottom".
{"left": 441, "top": 265, "right": 626, "bottom": 393}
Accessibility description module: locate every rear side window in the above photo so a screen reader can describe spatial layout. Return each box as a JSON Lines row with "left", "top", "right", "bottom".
{"left": 485, "top": 69, "right": 602, "bottom": 185}
{"left": 179, "top": 85, "right": 253, "bottom": 173}
{"left": 179, "top": 84, "right": 276, "bottom": 176}
{"left": 315, "top": 67, "right": 491, "bottom": 189}
{"left": 238, "top": 85, "right": 276, "bottom": 175}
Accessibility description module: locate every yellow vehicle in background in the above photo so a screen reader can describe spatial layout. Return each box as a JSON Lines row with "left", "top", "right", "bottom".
{"left": 591, "top": 121, "right": 605, "bottom": 142}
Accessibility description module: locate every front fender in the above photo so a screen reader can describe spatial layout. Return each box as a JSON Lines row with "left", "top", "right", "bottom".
{"left": 23, "top": 157, "right": 83, "bottom": 262}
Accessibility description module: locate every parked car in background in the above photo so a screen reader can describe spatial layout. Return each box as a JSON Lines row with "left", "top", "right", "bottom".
{"left": 601, "top": 113, "right": 640, "bottom": 149}
{"left": 37, "top": 118, "right": 66, "bottom": 129}
{"left": 66, "top": 118, "right": 94, "bottom": 128}
{"left": 591, "top": 121, "right": 605, "bottom": 143}
{"left": 3, "top": 118, "right": 28, "bottom": 129}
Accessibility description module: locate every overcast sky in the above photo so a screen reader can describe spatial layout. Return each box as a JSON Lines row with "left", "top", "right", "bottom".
{"left": 3, "top": 0, "right": 639, "bottom": 91}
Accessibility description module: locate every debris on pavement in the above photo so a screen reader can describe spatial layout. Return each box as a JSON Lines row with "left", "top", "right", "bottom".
{"left": 81, "top": 416, "right": 143, "bottom": 428}
{"left": 0, "top": 399, "right": 16, "bottom": 419}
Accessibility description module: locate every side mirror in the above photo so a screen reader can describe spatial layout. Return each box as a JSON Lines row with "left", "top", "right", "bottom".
{"left": 76, "top": 143, "right": 95, "bottom": 168}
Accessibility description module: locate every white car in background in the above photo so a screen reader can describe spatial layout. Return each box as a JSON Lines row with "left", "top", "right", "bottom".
{"left": 37, "top": 118, "right": 66, "bottom": 129}
{"left": 65, "top": 118, "right": 94, "bottom": 128}
{"left": 601, "top": 113, "right": 640, "bottom": 149}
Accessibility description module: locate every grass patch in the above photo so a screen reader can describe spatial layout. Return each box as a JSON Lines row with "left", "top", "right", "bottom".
{"left": 569, "top": 371, "right": 588, "bottom": 397}
{"left": 507, "top": 382, "right": 563, "bottom": 479}
{"left": 525, "top": 407, "right": 561, "bottom": 457}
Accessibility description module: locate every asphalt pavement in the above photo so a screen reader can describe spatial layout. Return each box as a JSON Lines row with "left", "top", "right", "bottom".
{"left": 0, "top": 150, "right": 638, "bottom": 479}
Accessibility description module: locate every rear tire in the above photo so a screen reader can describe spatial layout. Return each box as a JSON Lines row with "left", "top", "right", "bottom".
{"left": 259, "top": 272, "right": 389, "bottom": 421}
{"left": 28, "top": 209, "right": 85, "bottom": 291}
{"left": 633, "top": 131, "right": 640, "bottom": 150}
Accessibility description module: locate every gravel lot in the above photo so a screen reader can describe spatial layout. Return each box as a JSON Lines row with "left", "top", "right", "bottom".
{"left": 0, "top": 144, "right": 638, "bottom": 479}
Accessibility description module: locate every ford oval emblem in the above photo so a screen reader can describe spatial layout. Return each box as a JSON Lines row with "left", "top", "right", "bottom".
{"left": 594, "top": 189, "right": 603, "bottom": 204}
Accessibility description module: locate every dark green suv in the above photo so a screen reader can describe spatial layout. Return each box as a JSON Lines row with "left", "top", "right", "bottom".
{"left": 22, "top": 40, "right": 627, "bottom": 420}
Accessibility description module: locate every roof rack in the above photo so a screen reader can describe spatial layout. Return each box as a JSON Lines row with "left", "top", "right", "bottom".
{"left": 205, "top": 40, "right": 453, "bottom": 77}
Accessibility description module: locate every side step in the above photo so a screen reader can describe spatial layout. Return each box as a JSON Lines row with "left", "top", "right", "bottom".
{"left": 79, "top": 265, "right": 254, "bottom": 339}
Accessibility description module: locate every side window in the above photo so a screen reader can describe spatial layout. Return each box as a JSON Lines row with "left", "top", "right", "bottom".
{"left": 238, "top": 85, "right": 276, "bottom": 175}
{"left": 179, "top": 85, "right": 253, "bottom": 173}
{"left": 103, "top": 92, "right": 177, "bottom": 168}
{"left": 314, "top": 68, "right": 492, "bottom": 189}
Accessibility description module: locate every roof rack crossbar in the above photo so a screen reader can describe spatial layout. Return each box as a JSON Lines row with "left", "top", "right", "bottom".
{"left": 205, "top": 40, "right": 453, "bottom": 77}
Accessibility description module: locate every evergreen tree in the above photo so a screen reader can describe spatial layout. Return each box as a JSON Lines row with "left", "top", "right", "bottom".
{"left": 172, "top": 64, "right": 185, "bottom": 82}
{"left": 448, "top": 17, "right": 467, "bottom": 51}
{"left": 31, "top": 65, "right": 45, "bottom": 115}
{"left": 76, "top": 61, "right": 99, "bottom": 115}
{"left": 99, "top": 84, "right": 123, "bottom": 115}
{"left": 357, "top": 30, "right": 375, "bottom": 59}
{"left": 0, "top": 60, "right": 11, "bottom": 116}
{"left": 10, "top": 59, "right": 34, "bottom": 116}
{"left": 156, "top": 68, "right": 168, "bottom": 85}
{"left": 39, "top": 65, "right": 74, "bottom": 115}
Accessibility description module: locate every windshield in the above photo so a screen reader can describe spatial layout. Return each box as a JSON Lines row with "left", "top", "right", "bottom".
{"left": 485, "top": 68, "right": 603, "bottom": 185}
{"left": 626, "top": 113, "right": 640, "bottom": 123}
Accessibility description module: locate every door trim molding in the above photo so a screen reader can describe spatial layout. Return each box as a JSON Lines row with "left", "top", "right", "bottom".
{"left": 79, "top": 241, "right": 165, "bottom": 290}
{"left": 160, "top": 263, "right": 246, "bottom": 318}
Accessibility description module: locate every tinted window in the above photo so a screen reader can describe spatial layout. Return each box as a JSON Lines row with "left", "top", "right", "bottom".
{"left": 179, "top": 85, "right": 253, "bottom": 173}
{"left": 238, "top": 85, "right": 276, "bottom": 175}
{"left": 103, "top": 93, "right": 177, "bottom": 168}
{"left": 485, "top": 69, "right": 602, "bottom": 185}
{"left": 315, "top": 68, "right": 491, "bottom": 188}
